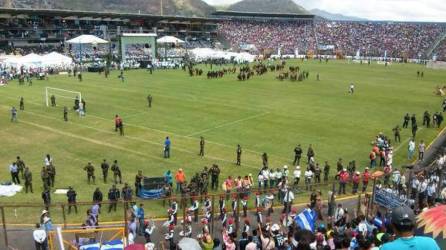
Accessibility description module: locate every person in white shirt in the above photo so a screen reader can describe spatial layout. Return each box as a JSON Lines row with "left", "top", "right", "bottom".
{"left": 257, "top": 173, "right": 264, "bottom": 189}
{"left": 282, "top": 188, "right": 294, "bottom": 213}
{"left": 408, "top": 139, "right": 416, "bottom": 160}
{"left": 44, "top": 154, "right": 52, "bottom": 167}
{"left": 293, "top": 166, "right": 301, "bottom": 187}
{"left": 304, "top": 168, "right": 313, "bottom": 191}
{"left": 282, "top": 165, "right": 289, "bottom": 179}
{"left": 269, "top": 169, "right": 276, "bottom": 187}
{"left": 349, "top": 83, "right": 355, "bottom": 94}
{"left": 33, "top": 223, "right": 47, "bottom": 250}
{"left": 262, "top": 168, "right": 270, "bottom": 188}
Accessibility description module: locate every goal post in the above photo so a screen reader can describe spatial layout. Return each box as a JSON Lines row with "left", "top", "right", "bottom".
{"left": 45, "top": 87, "right": 82, "bottom": 107}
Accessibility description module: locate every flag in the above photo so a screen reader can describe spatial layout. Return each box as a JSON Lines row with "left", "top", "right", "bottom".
{"left": 101, "top": 240, "right": 123, "bottom": 250}
{"left": 80, "top": 243, "right": 100, "bottom": 250}
{"left": 295, "top": 208, "right": 317, "bottom": 231}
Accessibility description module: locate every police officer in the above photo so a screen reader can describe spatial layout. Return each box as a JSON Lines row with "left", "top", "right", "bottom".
{"left": 41, "top": 166, "right": 50, "bottom": 190}
{"left": 108, "top": 185, "right": 120, "bottom": 213}
{"left": 236, "top": 144, "right": 242, "bottom": 166}
{"left": 262, "top": 152, "right": 268, "bottom": 168}
{"left": 84, "top": 162, "right": 96, "bottom": 184}
{"left": 19, "top": 97, "right": 24, "bottom": 110}
{"left": 101, "top": 159, "right": 110, "bottom": 183}
{"left": 135, "top": 170, "right": 143, "bottom": 195}
{"left": 293, "top": 144, "right": 302, "bottom": 166}
{"left": 16, "top": 156, "right": 26, "bottom": 179}
{"left": 63, "top": 106, "right": 68, "bottom": 122}
{"left": 67, "top": 186, "right": 78, "bottom": 214}
{"left": 323, "top": 161, "right": 330, "bottom": 182}
{"left": 111, "top": 160, "right": 122, "bottom": 184}
{"left": 42, "top": 188, "right": 51, "bottom": 210}
{"left": 210, "top": 164, "right": 220, "bottom": 190}
{"left": 199, "top": 136, "right": 205, "bottom": 157}
{"left": 403, "top": 113, "right": 410, "bottom": 128}
{"left": 423, "top": 111, "right": 431, "bottom": 128}
{"left": 307, "top": 144, "right": 315, "bottom": 163}
{"left": 47, "top": 163, "right": 56, "bottom": 188}
{"left": 50, "top": 95, "right": 56, "bottom": 107}
{"left": 122, "top": 183, "right": 133, "bottom": 202}
{"left": 411, "top": 114, "right": 417, "bottom": 128}
{"left": 393, "top": 125, "right": 401, "bottom": 143}
{"left": 147, "top": 94, "right": 152, "bottom": 108}
{"left": 93, "top": 187, "right": 103, "bottom": 207}
{"left": 24, "top": 167, "right": 33, "bottom": 193}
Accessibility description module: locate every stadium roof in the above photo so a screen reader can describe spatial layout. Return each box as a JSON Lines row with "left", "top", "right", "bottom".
{"left": 212, "top": 10, "right": 315, "bottom": 19}
{"left": 0, "top": 8, "right": 220, "bottom": 22}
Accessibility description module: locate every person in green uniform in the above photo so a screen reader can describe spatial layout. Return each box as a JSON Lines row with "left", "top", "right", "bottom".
{"left": 84, "top": 162, "right": 96, "bottom": 184}
{"left": 199, "top": 137, "right": 205, "bottom": 157}
{"left": 24, "top": 167, "right": 33, "bottom": 193}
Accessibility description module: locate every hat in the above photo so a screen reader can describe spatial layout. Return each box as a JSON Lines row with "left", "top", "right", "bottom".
{"left": 391, "top": 206, "right": 415, "bottom": 226}
{"left": 343, "top": 168, "right": 347, "bottom": 171}
{"left": 356, "top": 171, "right": 360, "bottom": 175}
{"left": 296, "top": 166, "right": 300, "bottom": 169}
{"left": 41, "top": 210, "right": 48, "bottom": 215}
{"left": 284, "top": 165, "right": 288, "bottom": 169}
{"left": 249, "top": 173, "right": 252, "bottom": 177}
{"left": 179, "top": 168, "right": 183, "bottom": 171}
{"left": 365, "top": 167, "right": 369, "bottom": 170}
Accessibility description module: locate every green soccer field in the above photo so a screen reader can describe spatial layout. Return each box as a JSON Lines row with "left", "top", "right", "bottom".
{"left": 0, "top": 59, "right": 444, "bottom": 224}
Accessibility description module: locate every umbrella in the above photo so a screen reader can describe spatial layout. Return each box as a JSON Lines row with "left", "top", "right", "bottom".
{"left": 66, "top": 34, "right": 108, "bottom": 44}
{"left": 371, "top": 170, "right": 384, "bottom": 179}
{"left": 417, "top": 205, "right": 446, "bottom": 248}
{"left": 178, "top": 237, "right": 201, "bottom": 250}
{"left": 156, "top": 35, "right": 185, "bottom": 44}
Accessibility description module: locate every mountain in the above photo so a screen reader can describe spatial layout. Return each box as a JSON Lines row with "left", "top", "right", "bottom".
{"left": 310, "top": 8, "right": 367, "bottom": 21}
{"left": 227, "top": 0, "right": 309, "bottom": 14}
{"left": 4, "top": 0, "right": 216, "bottom": 17}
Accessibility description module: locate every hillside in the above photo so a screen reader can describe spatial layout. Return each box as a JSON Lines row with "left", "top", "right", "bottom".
{"left": 227, "top": 0, "right": 309, "bottom": 14}
{"left": 4, "top": 0, "right": 215, "bottom": 17}
{"left": 311, "top": 8, "right": 367, "bottom": 21}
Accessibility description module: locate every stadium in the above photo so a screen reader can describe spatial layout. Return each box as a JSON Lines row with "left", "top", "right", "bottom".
{"left": 0, "top": 0, "right": 445, "bottom": 249}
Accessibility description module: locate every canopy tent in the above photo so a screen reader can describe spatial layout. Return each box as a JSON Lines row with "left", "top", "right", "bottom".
{"left": 41, "top": 52, "right": 73, "bottom": 67}
{"left": 66, "top": 34, "right": 108, "bottom": 44}
{"left": 1, "top": 52, "right": 73, "bottom": 69}
{"left": 19, "top": 53, "right": 43, "bottom": 64}
{"left": 156, "top": 35, "right": 185, "bottom": 44}
{"left": 188, "top": 48, "right": 256, "bottom": 63}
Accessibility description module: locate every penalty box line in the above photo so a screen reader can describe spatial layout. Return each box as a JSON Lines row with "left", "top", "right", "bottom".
{"left": 1, "top": 94, "right": 289, "bottom": 162}
{"left": 1, "top": 105, "right": 260, "bottom": 170}
{"left": 187, "top": 112, "right": 271, "bottom": 137}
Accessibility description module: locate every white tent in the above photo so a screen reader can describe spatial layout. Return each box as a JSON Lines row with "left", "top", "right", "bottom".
{"left": 188, "top": 48, "right": 256, "bottom": 63}
{"left": 41, "top": 52, "right": 73, "bottom": 66}
{"left": 19, "top": 53, "right": 43, "bottom": 64}
{"left": 157, "top": 35, "right": 185, "bottom": 44}
{"left": 66, "top": 34, "right": 108, "bottom": 44}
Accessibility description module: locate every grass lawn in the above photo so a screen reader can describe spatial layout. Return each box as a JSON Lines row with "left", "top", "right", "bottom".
{"left": 0, "top": 59, "right": 444, "bottom": 224}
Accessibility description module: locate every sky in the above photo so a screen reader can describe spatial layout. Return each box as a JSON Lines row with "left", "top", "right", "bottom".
{"left": 202, "top": 0, "right": 446, "bottom": 22}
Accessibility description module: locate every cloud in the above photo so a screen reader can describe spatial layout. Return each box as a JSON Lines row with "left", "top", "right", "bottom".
{"left": 294, "top": 0, "right": 446, "bottom": 22}
{"left": 202, "top": 0, "right": 446, "bottom": 22}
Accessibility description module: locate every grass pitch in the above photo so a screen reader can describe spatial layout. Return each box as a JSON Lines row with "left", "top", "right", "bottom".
{"left": 0, "top": 59, "right": 444, "bottom": 224}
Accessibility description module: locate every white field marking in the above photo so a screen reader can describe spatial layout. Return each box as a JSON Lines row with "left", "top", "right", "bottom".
{"left": 393, "top": 127, "right": 424, "bottom": 153}
{"left": 1, "top": 94, "right": 289, "bottom": 161}
{"left": 187, "top": 112, "right": 271, "bottom": 137}
{"left": 1, "top": 104, "right": 260, "bottom": 170}
{"left": 122, "top": 110, "right": 148, "bottom": 119}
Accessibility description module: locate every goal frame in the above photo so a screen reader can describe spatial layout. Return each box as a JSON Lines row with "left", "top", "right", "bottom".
{"left": 45, "top": 87, "right": 82, "bottom": 107}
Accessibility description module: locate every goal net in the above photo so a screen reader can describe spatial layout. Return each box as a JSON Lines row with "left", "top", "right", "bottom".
{"left": 45, "top": 87, "right": 82, "bottom": 108}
